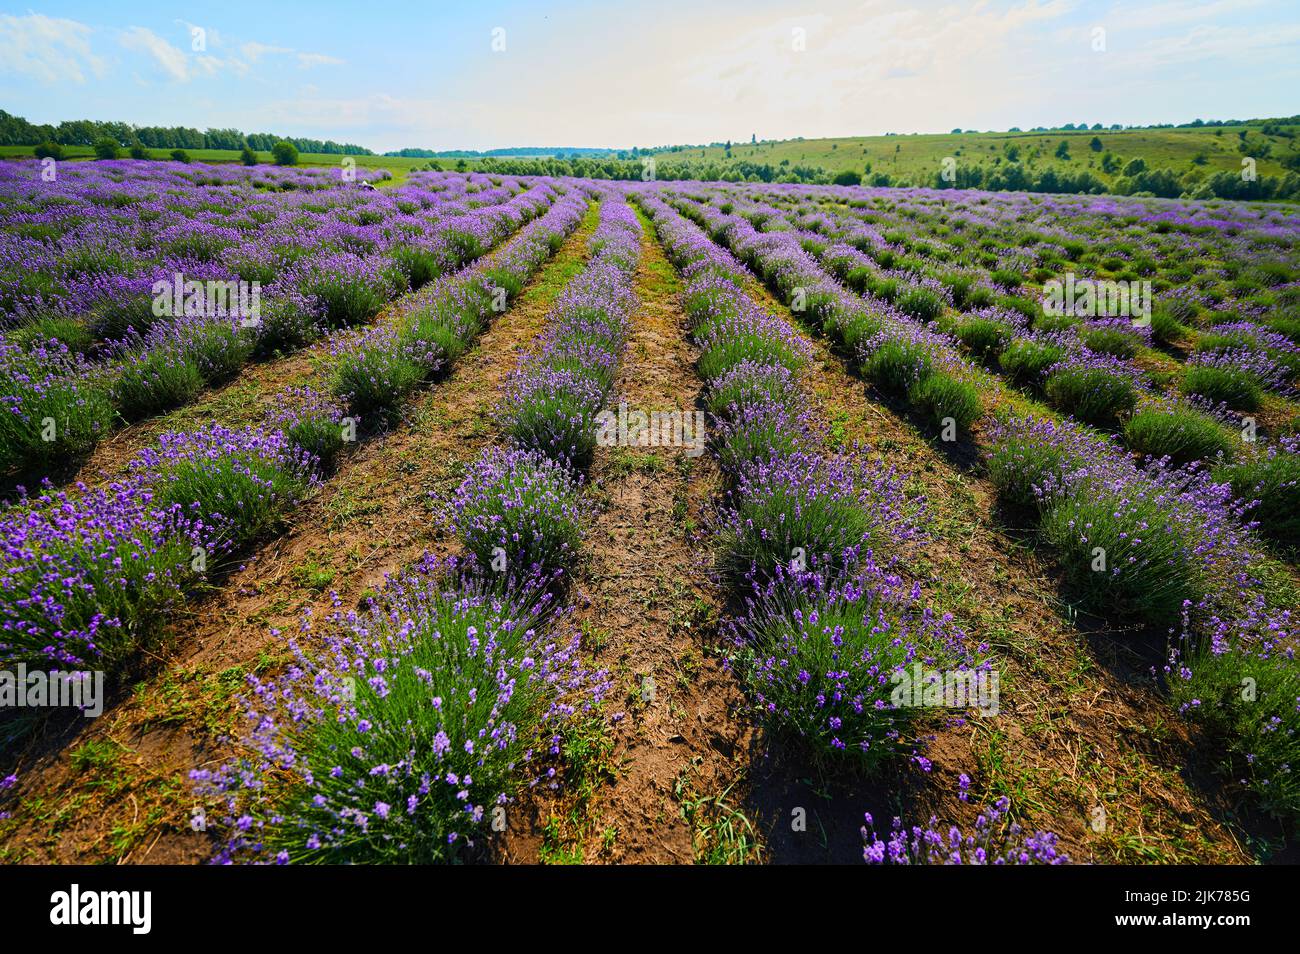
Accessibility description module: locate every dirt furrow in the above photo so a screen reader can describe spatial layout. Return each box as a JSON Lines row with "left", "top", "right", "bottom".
{"left": 503, "top": 210, "right": 754, "bottom": 865}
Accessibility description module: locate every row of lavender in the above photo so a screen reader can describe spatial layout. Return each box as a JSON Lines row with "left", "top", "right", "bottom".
{"left": 664, "top": 185, "right": 1298, "bottom": 826}
{"left": 0, "top": 161, "right": 544, "bottom": 479}
{"left": 192, "top": 192, "right": 642, "bottom": 863}
{"left": 821, "top": 186, "right": 1300, "bottom": 380}
{"left": 808, "top": 198, "right": 1294, "bottom": 434}
{"left": 633, "top": 190, "right": 1067, "bottom": 863}
{"left": 780, "top": 180, "right": 1300, "bottom": 359}
{"left": 0, "top": 189, "right": 588, "bottom": 685}
{"left": 703, "top": 188, "right": 1300, "bottom": 550}
{"left": 722, "top": 185, "right": 1299, "bottom": 446}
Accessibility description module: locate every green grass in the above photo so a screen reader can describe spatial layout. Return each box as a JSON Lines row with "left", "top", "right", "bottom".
{"left": 645, "top": 124, "right": 1300, "bottom": 186}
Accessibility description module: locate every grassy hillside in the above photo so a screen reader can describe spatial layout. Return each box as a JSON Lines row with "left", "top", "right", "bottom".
{"left": 648, "top": 123, "right": 1300, "bottom": 185}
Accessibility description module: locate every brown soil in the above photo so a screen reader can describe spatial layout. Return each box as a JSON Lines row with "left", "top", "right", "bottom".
{"left": 501, "top": 211, "right": 754, "bottom": 865}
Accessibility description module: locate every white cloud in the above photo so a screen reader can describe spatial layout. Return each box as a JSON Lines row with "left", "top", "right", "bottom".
{"left": 297, "top": 52, "right": 344, "bottom": 69}
{"left": 0, "top": 12, "right": 105, "bottom": 84}
{"left": 119, "top": 25, "right": 193, "bottom": 81}
{"left": 241, "top": 40, "right": 293, "bottom": 63}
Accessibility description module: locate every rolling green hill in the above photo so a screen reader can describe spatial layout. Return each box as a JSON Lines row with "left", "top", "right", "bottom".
{"left": 646, "top": 123, "right": 1300, "bottom": 187}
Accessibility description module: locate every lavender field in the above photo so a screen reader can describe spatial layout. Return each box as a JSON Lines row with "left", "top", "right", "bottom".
{"left": 0, "top": 154, "right": 1295, "bottom": 872}
{"left": 2, "top": 9, "right": 1300, "bottom": 915}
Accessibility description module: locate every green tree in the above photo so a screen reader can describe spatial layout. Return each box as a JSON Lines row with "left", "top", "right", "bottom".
{"left": 1088, "top": 136, "right": 1103, "bottom": 152}
{"left": 271, "top": 141, "right": 299, "bottom": 166}
{"left": 170, "top": 148, "right": 191, "bottom": 163}
{"left": 33, "top": 141, "right": 64, "bottom": 160}
{"left": 1054, "top": 140, "right": 1071, "bottom": 159}
{"left": 129, "top": 142, "right": 149, "bottom": 160}
{"left": 240, "top": 146, "right": 258, "bottom": 166}
{"left": 92, "top": 136, "right": 120, "bottom": 160}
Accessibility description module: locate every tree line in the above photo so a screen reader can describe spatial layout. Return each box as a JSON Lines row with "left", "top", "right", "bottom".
{"left": 0, "top": 110, "right": 370, "bottom": 156}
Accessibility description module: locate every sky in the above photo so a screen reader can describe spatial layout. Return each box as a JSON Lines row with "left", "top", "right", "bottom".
{"left": 1, "top": 0, "right": 1298, "bottom": 153}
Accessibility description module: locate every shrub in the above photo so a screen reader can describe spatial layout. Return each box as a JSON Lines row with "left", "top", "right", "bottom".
{"left": 192, "top": 557, "right": 603, "bottom": 864}
{"left": 862, "top": 792, "right": 1069, "bottom": 864}
{"left": 990, "top": 268, "right": 1024, "bottom": 291}
{"left": 1123, "top": 405, "right": 1236, "bottom": 467}
{"left": 1170, "top": 616, "right": 1299, "bottom": 822}
{"left": 861, "top": 338, "right": 935, "bottom": 393}
{"left": 170, "top": 149, "right": 191, "bottom": 163}
{"left": 732, "top": 561, "right": 976, "bottom": 769}
{"left": 89, "top": 290, "right": 161, "bottom": 341}
{"left": 266, "top": 388, "right": 355, "bottom": 470}
{"left": 0, "top": 481, "right": 198, "bottom": 669}
{"left": 129, "top": 143, "right": 150, "bottom": 160}
{"left": 112, "top": 346, "right": 205, "bottom": 419}
{"left": 714, "top": 399, "right": 811, "bottom": 474}
{"left": 1183, "top": 364, "right": 1262, "bottom": 411}
{"left": 252, "top": 298, "right": 321, "bottom": 357}
{"left": 895, "top": 286, "right": 945, "bottom": 322}
{"left": 33, "top": 141, "right": 64, "bottom": 160}
{"left": 717, "top": 450, "right": 912, "bottom": 583}
{"left": 704, "top": 361, "right": 801, "bottom": 419}
{"left": 985, "top": 416, "right": 1108, "bottom": 514}
{"left": 951, "top": 315, "right": 1014, "bottom": 364}
{"left": 11, "top": 315, "right": 94, "bottom": 355}
{"left": 1150, "top": 305, "right": 1187, "bottom": 344}
{"left": 836, "top": 310, "right": 887, "bottom": 351}
{"left": 1040, "top": 488, "right": 1204, "bottom": 622}
{"left": 131, "top": 425, "right": 319, "bottom": 550}
{"left": 330, "top": 325, "right": 426, "bottom": 419}
{"left": 1080, "top": 322, "right": 1143, "bottom": 358}
{"left": 1266, "top": 314, "right": 1300, "bottom": 344}
{"left": 92, "top": 137, "right": 120, "bottom": 160}
{"left": 183, "top": 318, "right": 253, "bottom": 384}
{"left": 387, "top": 245, "right": 443, "bottom": 291}
{"left": 910, "top": 371, "right": 983, "bottom": 433}
{"left": 501, "top": 366, "right": 606, "bottom": 468}
{"left": 0, "top": 339, "right": 114, "bottom": 471}
{"left": 1213, "top": 437, "right": 1300, "bottom": 546}
{"left": 1043, "top": 354, "right": 1141, "bottom": 428}
{"left": 299, "top": 254, "right": 393, "bottom": 328}
{"left": 240, "top": 146, "right": 258, "bottom": 166}
{"left": 999, "top": 337, "right": 1065, "bottom": 386}
{"left": 272, "top": 141, "right": 300, "bottom": 166}
{"left": 696, "top": 312, "right": 807, "bottom": 381}
{"left": 446, "top": 447, "right": 585, "bottom": 580}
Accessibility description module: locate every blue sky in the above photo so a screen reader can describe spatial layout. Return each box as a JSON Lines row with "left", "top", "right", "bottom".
{"left": 2, "top": 0, "right": 1298, "bottom": 152}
